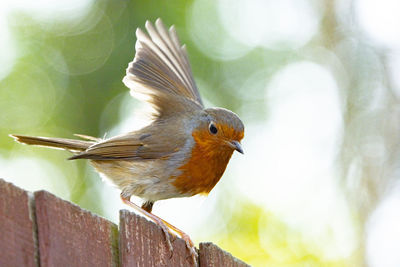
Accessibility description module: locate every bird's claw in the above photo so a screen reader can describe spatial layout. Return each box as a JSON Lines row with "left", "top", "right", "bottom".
{"left": 159, "top": 223, "right": 174, "bottom": 255}
{"left": 161, "top": 228, "right": 197, "bottom": 265}
{"left": 181, "top": 233, "right": 198, "bottom": 266}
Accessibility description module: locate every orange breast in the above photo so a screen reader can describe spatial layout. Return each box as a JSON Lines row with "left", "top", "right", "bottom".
{"left": 172, "top": 129, "right": 234, "bottom": 195}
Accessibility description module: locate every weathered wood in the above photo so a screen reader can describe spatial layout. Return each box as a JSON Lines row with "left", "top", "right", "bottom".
{"left": 119, "top": 209, "right": 196, "bottom": 267}
{"left": 199, "top": 242, "right": 250, "bottom": 267}
{"left": 34, "top": 190, "right": 119, "bottom": 267}
{"left": 0, "top": 178, "right": 249, "bottom": 266}
{"left": 0, "top": 179, "right": 37, "bottom": 267}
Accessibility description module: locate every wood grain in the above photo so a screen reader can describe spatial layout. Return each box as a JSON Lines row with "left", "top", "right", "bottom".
{"left": 119, "top": 209, "right": 197, "bottom": 267}
{"left": 199, "top": 242, "right": 250, "bottom": 267}
{"left": 0, "top": 179, "right": 249, "bottom": 266}
{"left": 34, "top": 190, "right": 119, "bottom": 267}
{"left": 0, "top": 179, "right": 37, "bottom": 267}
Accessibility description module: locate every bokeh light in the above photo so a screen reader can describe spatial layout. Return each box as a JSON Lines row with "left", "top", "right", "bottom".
{"left": 366, "top": 183, "right": 400, "bottom": 267}
{"left": 218, "top": 0, "right": 321, "bottom": 50}
{"left": 355, "top": 0, "right": 400, "bottom": 48}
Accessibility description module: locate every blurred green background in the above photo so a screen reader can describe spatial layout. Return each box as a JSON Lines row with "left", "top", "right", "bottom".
{"left": 1, "top": 0, "right": 400, "bottom": 266}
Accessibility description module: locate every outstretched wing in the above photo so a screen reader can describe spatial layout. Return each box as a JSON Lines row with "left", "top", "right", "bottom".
{"left": 123, "top": 18, "right": 203, "bottom": 117}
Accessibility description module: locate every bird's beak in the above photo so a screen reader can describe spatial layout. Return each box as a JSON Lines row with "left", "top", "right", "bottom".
{"left": 228, "top": 140, "right": 244, "bottom": 154}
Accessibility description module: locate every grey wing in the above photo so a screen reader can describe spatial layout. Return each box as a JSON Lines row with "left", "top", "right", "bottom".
{"left": 123, "top": 18, "right": 203, "bottom": 116}
{"left": 69, "top": 130, "right": 186, "bottom": 161}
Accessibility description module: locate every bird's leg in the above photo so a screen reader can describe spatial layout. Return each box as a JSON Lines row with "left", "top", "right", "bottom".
{"left": 157, "top": 216, "right": 197, "bottom": 264}
{"left": 120, "top": 195, "right": 173, "bottom": 253}
{"left": 141, "top": 200, "right": 154, "bottom": 213}
{"left": 142, "top": 201, "right": 177, "bottom": 243}
{"left": 120, "top": 194, "right": 198, "bottom": 265}
{"left": 156, "top": 216, "right": 197, "bottom": 265}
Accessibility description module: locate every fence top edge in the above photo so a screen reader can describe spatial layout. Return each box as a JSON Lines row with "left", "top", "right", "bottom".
{"left": 1, "top": 178, "right": 249, "bottom": 266}
{"left": 33, "top": 186, "right": 118, "bottom": 228}
{"left": 199, "top": 242, "right": 251, "bottom": 267}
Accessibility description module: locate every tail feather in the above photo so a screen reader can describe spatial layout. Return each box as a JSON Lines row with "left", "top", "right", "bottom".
{"left": 10, "top": 134, "right": 93, "bottom": 152}
{"left": 73, "top": 134, "right": 102, "bottom": 142}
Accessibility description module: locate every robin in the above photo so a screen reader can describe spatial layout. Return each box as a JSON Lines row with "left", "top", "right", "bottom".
{"left": 11, "top": 18, "right": 244, "bottom": 264}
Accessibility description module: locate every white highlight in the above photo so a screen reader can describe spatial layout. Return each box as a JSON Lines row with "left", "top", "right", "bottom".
{"left": 188, "top": 0, "right": 249, "bottom": 60}
{"left": 367, "top": 183, "right": 400, "bottom": 267}
{"left": 218, "top": 0, "right": 320, "bottom": 50}
{"left": 356, "top": 0, "right": 400, "bottom": 48}
{"left": 8, "top": 0, "right": 94, "bottom": 23}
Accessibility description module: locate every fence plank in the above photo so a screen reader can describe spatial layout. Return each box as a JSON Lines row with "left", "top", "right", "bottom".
{"left": 199, "top": 242, "right": 250, "bottom": 267}
{"left": 0, "top": 179, "right": 37, "bottom": 267}
{"left": 0, "top": 179, "right": 249, "bottom": 266}
{"left": 34, "top": 190, "right": 119, "bottom": 267}
{"left": 119, "top": 209, "right": 196, "bottom": 267}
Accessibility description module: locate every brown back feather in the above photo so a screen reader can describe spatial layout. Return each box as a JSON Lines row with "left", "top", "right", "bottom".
{"left": 69, "top": 119, "right": 189, "bottom": 160}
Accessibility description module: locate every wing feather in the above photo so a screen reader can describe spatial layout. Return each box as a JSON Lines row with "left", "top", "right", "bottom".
{"left": 145, "top": 23, "right": 190, "bottom": 91}
{"left": 168, "top": 26, "right": 200, "bottom": 100}
{"left": 123, "top": 18, "right": 203, "bottom": 117}
{"left": 69, "top": 129, "right": 185, "bottom": 161}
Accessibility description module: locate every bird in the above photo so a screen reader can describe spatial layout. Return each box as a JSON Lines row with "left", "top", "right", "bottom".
{"left": 10, "top": 18, "right": 244, "bottom": 264}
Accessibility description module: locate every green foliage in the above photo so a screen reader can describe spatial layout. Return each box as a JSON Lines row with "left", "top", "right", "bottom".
{"left": 213, "top": 200, "right": 361, "bottom": 266}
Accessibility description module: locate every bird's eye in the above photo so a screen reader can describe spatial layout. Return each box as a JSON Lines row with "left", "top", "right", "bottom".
{"left": 209, "top": 123, "right": 218, "bottom": 134}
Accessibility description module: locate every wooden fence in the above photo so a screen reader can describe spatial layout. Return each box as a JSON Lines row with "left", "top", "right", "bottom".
{"left": 0, "top": 179, "right": 249, "bottom": 267}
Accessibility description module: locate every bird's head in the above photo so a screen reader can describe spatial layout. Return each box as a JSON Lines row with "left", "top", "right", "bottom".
{"left": 192, "top": 107, "right": 244, "bottom": 155}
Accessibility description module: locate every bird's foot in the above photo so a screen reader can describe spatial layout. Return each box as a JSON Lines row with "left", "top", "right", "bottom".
{"left": 181, "top": 232, "right": 198, "bottom": 265}
{"left": 158, "top": 219, "right": 174, "bottom": 255}
{"left": 160, "top": 218, "right": 198, "bottom": 265}
{"left": 121, "top": 195, "right": 198, "bottom": 265}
